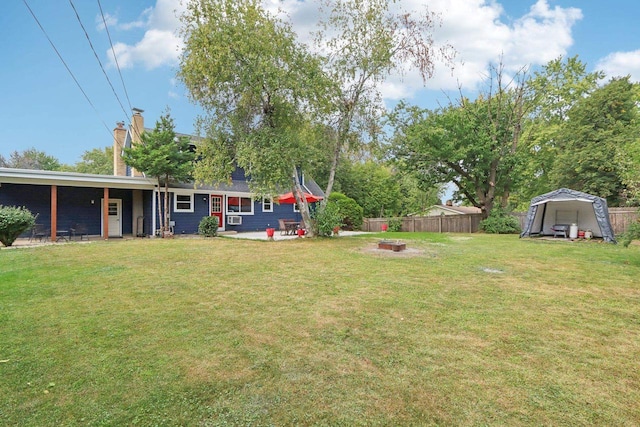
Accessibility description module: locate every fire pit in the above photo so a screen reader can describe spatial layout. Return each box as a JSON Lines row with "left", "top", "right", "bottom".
{"left": 378, "top": 240, "right": 406, "bottom": 252}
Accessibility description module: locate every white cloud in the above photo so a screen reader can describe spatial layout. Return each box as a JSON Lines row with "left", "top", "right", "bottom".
{"left": 95, "top": 12, "right": 118, "bottom": 31}
{"left": 596, "top": 50, "right": 640, "bottom": 82}
{"left": 106, "top": 1, "right": 184, "bottom": 69}
{"left": 392, "top": 0, "right": 582, "bottom": 95}
{"left": 110, "top": 30, "right": 181, "bottom": 70}
{"left": 108, "top": 0, "right": 582, "bottom": 97}
{"left": 506, "top": 0, "right": 582, "bottom": 68}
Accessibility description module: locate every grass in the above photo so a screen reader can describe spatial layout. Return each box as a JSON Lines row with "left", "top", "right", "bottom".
{"left": 1, "top": 233, "right": 639, "bottom": 426}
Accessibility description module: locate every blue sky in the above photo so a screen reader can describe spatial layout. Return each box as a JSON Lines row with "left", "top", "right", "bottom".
{"left": 1, "top": 0, "right": 639, "bottom": 165}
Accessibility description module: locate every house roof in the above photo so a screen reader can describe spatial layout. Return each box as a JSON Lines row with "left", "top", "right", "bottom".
{"left": 444, "top": 205, "right": 482, "bottom": 214}
{"left": 171, "top": 180, "right": 251, "bottom": 193}
{"left": 428, "top": 204, "right": 482, "bottom": 215}
{"left": 0, "top": 167, "right": 157, "bottom": 190}
{"left": 170, "top": 175, "right": 325, "bottom": 198}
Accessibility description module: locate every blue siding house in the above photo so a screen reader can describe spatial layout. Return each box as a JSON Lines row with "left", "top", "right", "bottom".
{"left": 0, "top": 109, "right": 323, "bottom": 239}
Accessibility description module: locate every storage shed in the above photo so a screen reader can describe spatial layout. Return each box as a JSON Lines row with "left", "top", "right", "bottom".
{"left": 520, "top": 188, "right": 616, "bottom": 243}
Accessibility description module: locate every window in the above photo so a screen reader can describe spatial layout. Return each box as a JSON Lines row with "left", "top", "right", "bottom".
{"left": 227, "top": 196, "right": 254, "bottom": 214}
{"left": 262, "top": 197, "right": 273, "bottom": 212}
{"left": 174, "top": 193, "right": 194, "bottom": 213}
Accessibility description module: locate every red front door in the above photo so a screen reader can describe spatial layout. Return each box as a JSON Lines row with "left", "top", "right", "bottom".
{"left": 210, "top": 195, "right": 223, "bottom": 229}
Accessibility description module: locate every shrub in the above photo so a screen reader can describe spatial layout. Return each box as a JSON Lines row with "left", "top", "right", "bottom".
{"left": 313, "top": 202, "right": 343, "bottom": 237}
{"left": 387, "top": 217, "right": 403, "bottom": 232}
{"left": 0, "top": 205, "right": 36, "bottom": 247}
{"left": 198, "top": 216, "right": 219, "bottom": 237}
{"left": 621, "top": 220, "right": 640, "bottom": 247}
{"left": 480, "top": 208, "right": 521, "bottom": 234}
{"left": 328, "top": 192, "right": 364, "bottom": 230}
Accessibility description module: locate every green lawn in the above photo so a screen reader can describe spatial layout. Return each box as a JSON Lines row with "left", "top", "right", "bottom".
{"left": 1, "top": 234, "right": 639, "bottom": 426}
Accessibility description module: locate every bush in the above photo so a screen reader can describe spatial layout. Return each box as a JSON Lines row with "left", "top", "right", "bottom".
{"left": 621, "top": 221, "right": 640, "bottom": 247}
{"left": 313, "top": 202, "right": 343, "bottom": 237}
{"left": 480, "top": 208, "right": 521, "bottom": 234}
{"left": 328, "top": 192, "right": 364, "bottom": 230}
{"left": 198, "top": 216, "right": 219, "bottom": 237}
{"left": 387, "top": 217, "right": 403, "bottom": 232}
{"left": 0, "top": 205, "right": 36, "bottom": 247}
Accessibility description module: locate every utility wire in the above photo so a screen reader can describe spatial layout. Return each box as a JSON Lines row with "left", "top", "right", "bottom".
{"left": 96, "top": 0, "right": 141, "bottom": 142}
{"left": 97, "top": 0, "right": 133, "bottom": 114}
{"left": 22, "top": 0, "right": 112, "bottom": 137}
{"left": 68, "top": 0, "right": 130, "bottom": 124}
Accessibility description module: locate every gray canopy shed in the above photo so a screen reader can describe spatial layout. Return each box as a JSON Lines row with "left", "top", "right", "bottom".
{"left": 520, "top": 188, "right": 616, "bottom": 243}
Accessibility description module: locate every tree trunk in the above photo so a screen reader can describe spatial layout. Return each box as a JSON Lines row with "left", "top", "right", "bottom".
{"left": 156, "top": 179, "right": 164, "bottom": 236}
{"left": 164, "top": 175, "right": 171, "bottom": 237}
{"left": 324, "top": 132, "right": 341, "bottom": 201}
{"left": 292, "top": 165, "right": 314, "bottom": 237}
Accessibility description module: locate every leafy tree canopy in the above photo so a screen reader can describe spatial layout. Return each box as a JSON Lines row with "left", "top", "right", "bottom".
{"left": 514, "top": 56, "right": 604, "bottom": 206}
{"left": 179, "top": 0, "right": 334, "bottom": 234}
{"left": 0, "top": 148, "right": 62, "bottom": 171}
{"left": 392, "top": 64, "right": 529, "bottom": 219}
{"left": 315, "top": 0, "right": 452, "bottom": 199}
{"left": 74, "top": 146, "right": 114, "bottom": 175}
{"left": 552, "top": 76, "right": 640, "bottom": 205}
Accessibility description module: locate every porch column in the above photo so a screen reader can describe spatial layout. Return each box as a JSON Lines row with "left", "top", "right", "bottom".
{"left": 103, "top": 188, "right": 109, "bottom": 239}
{"left": 50, "top": 185, "right": 57, "bottom": 242}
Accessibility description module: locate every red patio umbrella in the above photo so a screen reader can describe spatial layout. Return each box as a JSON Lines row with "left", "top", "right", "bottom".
{"left": 277, "top": 191, "right": 323, "bottom": 204}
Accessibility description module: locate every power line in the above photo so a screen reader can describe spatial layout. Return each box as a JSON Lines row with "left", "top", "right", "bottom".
{"left": 97, "top": 0, "right": 133, "bottom": 115}
{"left": 68, "top": 0, "right": 130, "bottom": 124}
{"left": 21, "top": 0, "right": 113, "bottom": 138}
{"left": 95, "top": 0, "right": 142, "bottom": 143}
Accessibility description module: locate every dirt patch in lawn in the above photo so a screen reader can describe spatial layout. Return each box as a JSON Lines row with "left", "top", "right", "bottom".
{"left": 359, "top": 243, "right": 430, "bottom": 258}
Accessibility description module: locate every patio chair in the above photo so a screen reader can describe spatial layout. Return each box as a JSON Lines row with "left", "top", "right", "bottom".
{"left": 70, "top": 223, "right": 89, "bottom": 241}
{"left": 29, "top": 224, "right": 49, "bottom": 242}
{"left": 278, "top": 219, "right": 297, "bottom": 235}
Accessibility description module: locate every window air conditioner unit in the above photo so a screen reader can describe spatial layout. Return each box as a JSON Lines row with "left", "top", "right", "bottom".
{"left": 227, "top": 215, "right": 242, "bottom": 225}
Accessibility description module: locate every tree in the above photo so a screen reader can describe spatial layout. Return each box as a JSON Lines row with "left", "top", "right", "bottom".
{"left": 516, "top": 56, "right": 603, "bottom": 206}
{"left": 339, "top": 160, "right": 402, "bottom": 218}
{"left": 179, "top": 0, "right": 332, "bottom": 236}
{"left": 551, "top": 77, "right": 639, "bottom": 205}
{"left": 396, "top": 172, "right": 442, "bottom": 216}
{"left": 123, "top": 113, "right": 195, "bottom": 236}
{"left": 316, "top": 0, "right": 453, "bottom": 200}
{"left": 0, "top": 148, "right": 62, "bottom": 170}
{"left": 616, "top": 82, "right": 640, "bottom": 205}
{"left": 393, "top": 64, "right": 529, "bottom": 219}
{"left": 74, "top": 146, "right": 114, "bottom": 175}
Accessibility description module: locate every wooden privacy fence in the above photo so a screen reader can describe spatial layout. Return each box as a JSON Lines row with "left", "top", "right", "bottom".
{"left": 363, "top": 214, "right": 484, "bottom": 233}
{"left": 363, "top": 208, "right": 639, "bottom": 235}
{"left": 608, "top": 208, "right": 639, "bottom": 235}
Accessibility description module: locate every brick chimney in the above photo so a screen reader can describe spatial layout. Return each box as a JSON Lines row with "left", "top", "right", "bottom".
{"left": 113, "top": 108, "right": 145, "bottom": 177}
{"left": 130, "top": 108, "right": 145, "bottom": 177}
{"left": 113, "top": 121, "right": 126, "bottom": 176}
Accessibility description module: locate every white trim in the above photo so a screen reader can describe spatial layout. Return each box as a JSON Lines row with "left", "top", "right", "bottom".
{"left": 101, "top": 198, "right": 123, "bottom": 237}
{"left": 262, "top": 197, "right": 273, "bottom": 212}
{"left": 0, "top": 167, "right": 156, "bottom": 189}
{"left": 152, "top": 189, "right": 158, "bottom": 237}
{"left": 173, "top": 192, "right": 194, "bottom": 213}
{"left": 226, "top": 194, "right": 254, "bottom": 215}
